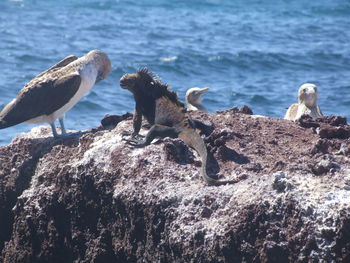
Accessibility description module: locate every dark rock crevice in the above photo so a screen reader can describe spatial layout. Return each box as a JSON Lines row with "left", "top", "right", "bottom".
{"left": 0, "top": 131, "right": 98, "bottom": 257}
{"left": 0, "top": 138, "right": 57, "bottom": 253}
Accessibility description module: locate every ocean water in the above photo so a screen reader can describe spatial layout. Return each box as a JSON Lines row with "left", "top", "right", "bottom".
{"left": 0, "top": 0, "right": 349, "bottom": 145}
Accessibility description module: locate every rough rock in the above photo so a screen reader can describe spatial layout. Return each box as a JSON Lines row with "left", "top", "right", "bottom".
{"left": 216, "top": 105, "right": 253, "bottom": 115}
{"left": 318, "top": 127, "right": 350, "bottom": 140}
{"left": 1, "top": 110, "right": 350, "bottom": 263}
{"left": 298, "top": 115, "right": 350, "bottom": 139}
{"left": 100, "top": 112, "right": 132, "bottom": 129}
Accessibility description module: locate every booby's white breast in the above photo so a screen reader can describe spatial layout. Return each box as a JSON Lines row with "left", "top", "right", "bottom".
{"left": 187, "top": 104, "right": 199, "bottom": 111}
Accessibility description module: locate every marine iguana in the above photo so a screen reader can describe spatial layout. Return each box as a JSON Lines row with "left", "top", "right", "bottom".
{"left": 120, "top": 68, "right": 236, "bottom": 186}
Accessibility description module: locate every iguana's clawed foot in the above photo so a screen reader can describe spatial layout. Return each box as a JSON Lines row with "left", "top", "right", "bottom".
{"left": 121, "top": 130, "right": 133, "bottom": 137}
{"left": 121, "top": 130, "right": 146, "bottom": 146}
{"left": 124, "top": 138, "right": 146, "bottom": 148}
{"left": 121, "top": 130, "right": 144, "bottom": 139}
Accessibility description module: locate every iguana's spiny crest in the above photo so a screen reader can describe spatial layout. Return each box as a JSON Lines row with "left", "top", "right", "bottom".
{"left": 120, "top": 67, "right": 184, "bottom": 108}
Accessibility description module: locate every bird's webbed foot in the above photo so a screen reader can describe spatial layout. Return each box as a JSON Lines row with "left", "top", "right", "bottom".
{"left": 65, "top": 131, "right": 83, "bottom": 137}
{"left": 53, "top": 131, "right": 83, "bottom": 140}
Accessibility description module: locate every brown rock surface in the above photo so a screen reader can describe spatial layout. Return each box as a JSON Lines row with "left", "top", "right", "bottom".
{"left": 1, "top": 110, "right": 350, "bottom": 262}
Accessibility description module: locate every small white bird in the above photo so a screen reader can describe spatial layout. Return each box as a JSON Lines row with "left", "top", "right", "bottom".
{"left": 284, "top": 83, "right": 323, "bottom": 121}
{"left": 185, "top": 87, "right": 209, "bottom": 111}
{"left": 0, "top": 50, "right": 112, "bottom": 137}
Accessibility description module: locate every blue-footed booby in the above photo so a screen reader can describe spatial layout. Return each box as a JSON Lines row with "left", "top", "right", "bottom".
{"left": 284, "top": 83, "right": 323, "bottom": 121}
{"left": 0, "top": 50, "right": 112, "bottom": 137}
{"left": 185, "top": 87, "right": 209, "bottom": 111}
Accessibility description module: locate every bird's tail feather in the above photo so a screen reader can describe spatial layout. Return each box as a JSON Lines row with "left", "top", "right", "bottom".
{"left": 0, "top": 119, "right": 9, "bottom": 129}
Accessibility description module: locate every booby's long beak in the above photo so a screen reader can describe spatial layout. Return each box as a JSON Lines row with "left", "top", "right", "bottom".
{"left": 197, "top": 87, "right": 209, "bottom": 95}
{"left": 95, "top": 71, "right": 104, "bottom": 84}
{"left": 300, "top": 86, "right": 318, "bottom": 107}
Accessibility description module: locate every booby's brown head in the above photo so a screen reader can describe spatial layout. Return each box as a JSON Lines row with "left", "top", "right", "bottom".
{"left": 85, "top": 50, "right": 112, "bottom": 83}
{"left": 298, "top": 83, "right": 318, "bottom": 107}
{"left": 120, "top": 67, "right": 155, "bottom": 94}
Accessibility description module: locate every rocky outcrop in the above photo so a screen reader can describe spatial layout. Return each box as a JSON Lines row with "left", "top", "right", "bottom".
{"left": 1, "top": 110, "right": 350, "bottom": 262}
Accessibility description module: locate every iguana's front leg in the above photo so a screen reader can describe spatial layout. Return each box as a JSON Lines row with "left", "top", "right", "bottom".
{"left": 126, "top": 124, "right": 179, "bottom": 147}
{"left": 122, "top": 106, "right": 143, "bottom": 138}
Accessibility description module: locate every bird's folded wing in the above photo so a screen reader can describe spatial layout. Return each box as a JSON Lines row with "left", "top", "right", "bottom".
{"left": 284, "top": 104, "right": 298, "bottom": 120}
{"left": 35, "top": 55, "right": 78, "bottom": 79}
{"left": 0, "top": 74, "right": 81, "bottom": 128}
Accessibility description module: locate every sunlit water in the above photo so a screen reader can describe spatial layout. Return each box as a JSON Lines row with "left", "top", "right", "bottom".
{"left": 1, "top": 0, "right": 349, "bottom": 145}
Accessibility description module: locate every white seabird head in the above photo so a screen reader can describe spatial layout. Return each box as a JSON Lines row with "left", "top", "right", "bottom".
{"left": 85, "top": 50, "right": 112, "bottom": 83}
{"left": 298, "top": 83, "right": 318, "bottom": 107}
{"left": 185, "top": 87, "right": 209, "bottom": 105}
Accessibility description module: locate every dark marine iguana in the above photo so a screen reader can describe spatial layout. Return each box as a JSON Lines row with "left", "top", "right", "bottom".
{"left": 120, "top": 68, "right": 236, "bottom": 186}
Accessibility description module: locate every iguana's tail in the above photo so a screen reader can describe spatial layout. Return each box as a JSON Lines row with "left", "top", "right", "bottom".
{"left": 180, "top": 129, "right": 238, "bottom": 186}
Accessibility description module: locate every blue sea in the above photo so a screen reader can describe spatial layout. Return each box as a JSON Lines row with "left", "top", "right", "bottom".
{"left": 0, "top": 0, "right": 349, "bottom": 145}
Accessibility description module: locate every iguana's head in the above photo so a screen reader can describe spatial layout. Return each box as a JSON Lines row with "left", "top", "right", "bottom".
{"left": 298, "top": 83, "right": 318, "bottom": 107}
{"left": 120, "top": 68, "right": 183, "bottom": 106}
{"left": 120, "top": 68, "right": 154, "bottom": 93}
